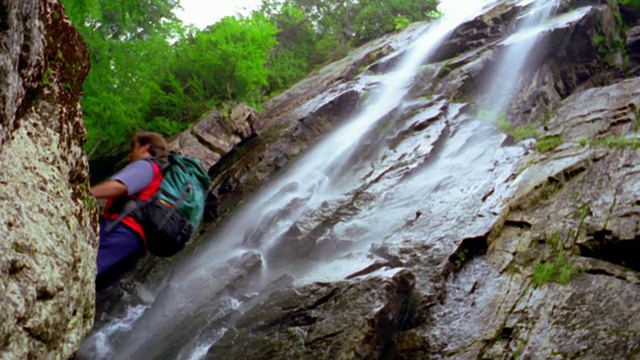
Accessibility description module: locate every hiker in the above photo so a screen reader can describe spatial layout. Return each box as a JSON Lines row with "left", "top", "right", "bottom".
{"left": 90, "top": 132, "right": 167, "bottom": 282}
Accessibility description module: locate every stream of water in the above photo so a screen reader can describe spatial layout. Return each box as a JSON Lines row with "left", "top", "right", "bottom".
{"left": 78, "top": 0, "right": 576, "bottom": 358}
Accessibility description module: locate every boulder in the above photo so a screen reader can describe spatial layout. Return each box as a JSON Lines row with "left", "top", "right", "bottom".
{"left": 168, "top": 103, "right": 260, "bottom": 171}
{"left": 0, "top": 0, "right": 95, "bottom": 358}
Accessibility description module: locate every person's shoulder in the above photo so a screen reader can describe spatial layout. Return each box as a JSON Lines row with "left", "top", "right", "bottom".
{"left": 126, "top": 159, "right": 155, "bottom": 172}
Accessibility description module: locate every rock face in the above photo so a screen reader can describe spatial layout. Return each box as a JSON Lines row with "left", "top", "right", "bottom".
{"left": 197, "top": 1, "right": 640, "bottom": 359}
{"left": 167, "top": 103, "right": 260, "bottom": 171}
{"left": 0, "top": 0, "right": 95, "bottom": 359}
{"left": 87, "top": 0, "right": 640, "bottom": 359}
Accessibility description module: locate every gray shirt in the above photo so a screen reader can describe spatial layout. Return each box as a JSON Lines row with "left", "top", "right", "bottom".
{"left": 112, "top": 159, "right": 154, "bottom": 196}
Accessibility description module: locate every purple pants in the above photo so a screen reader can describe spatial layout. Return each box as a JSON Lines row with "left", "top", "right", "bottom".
{"left": 97, "top": 220, "right": 144, "bottom": 276}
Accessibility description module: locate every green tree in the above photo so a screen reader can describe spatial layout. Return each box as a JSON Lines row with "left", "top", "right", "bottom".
{"left": 259, "top": 0, "right": 440, "bottom": 66}
{"left": 353, "top": 0, "right": 440, "bottom": 45}
{"left": 61, "top": 0, "right": 181, "bottom": 157}
{"left": 261, "top": 4, "right": 319, "bottom": 94}
{"left": 147, "top": 14, "right": 278, "bottom": 127}
{"left": 65, "top": 0, "right": 181, "bottom": 40}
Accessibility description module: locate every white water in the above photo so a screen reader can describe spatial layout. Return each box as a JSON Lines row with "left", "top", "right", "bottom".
{"left": 175, "top": 0, "right": 495, "bottom": 285}
{"left": 81, "top": 0, "right": 581, "bottom": 358}
{"left": 479, "top": 0, "right": 562, "bottom": 114}
{"left": 79, "top": 305, "right": 148, "bottom": 359}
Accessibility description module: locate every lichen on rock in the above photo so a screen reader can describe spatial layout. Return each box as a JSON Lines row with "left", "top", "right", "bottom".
{"left": 0, "top": 0, "right": 95, "bottom": 358}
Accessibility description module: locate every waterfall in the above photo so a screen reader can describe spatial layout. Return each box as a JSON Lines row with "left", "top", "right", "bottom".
{"left": 478, "top": 0, "right": 562, "bottom": 115}
{"left": 77, "top": 0, "right": 579, "bottom": 358}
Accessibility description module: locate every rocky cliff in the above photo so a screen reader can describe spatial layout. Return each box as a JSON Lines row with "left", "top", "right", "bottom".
{"left": 199, "top": 0, "right": 640, "bottom": 359}
{"left": 0, "top": 0, "right": 95, "bottom": 358}
{"left": 83, "top": 0, "right": 640, "bottom": 359}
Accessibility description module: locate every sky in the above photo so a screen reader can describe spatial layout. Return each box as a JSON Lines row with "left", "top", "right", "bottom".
{"left": 175, "top": 0, "right": 491, "bottom": 30}
{"left": 175, "top": 0, "right": 263, "bottom": 29}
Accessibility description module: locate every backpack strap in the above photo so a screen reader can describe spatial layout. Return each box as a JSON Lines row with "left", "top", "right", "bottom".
{"left": 105, "top": 154, "right": 193, "bottom": 234}
{"left": 103, "top": 157, "right": 165, "bottom": 233}
{"left": 103, "top": 198, "right": 145, "bottom": 233}
{"left": 157, "top": 183, "right": 192, "bottom": 232}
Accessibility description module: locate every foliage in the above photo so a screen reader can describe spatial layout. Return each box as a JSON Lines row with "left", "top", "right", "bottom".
{"left": 453, "top": 248, "right": 469, "bottom": 269}
{"left": 259, "top": 0, "right": 440, "bottom": 63}
{"left": 151, "top": 14, "right": 278, "bottom": 120}
{"left": 477, "top": 110, "right": 539, "bottom": 141}
{"left": 535, "top": 135, "right": 563, "bottom": 152}
{"left": 61, "top": 0, "right": 182, "bottom": 157}
{"left": 533, "top": 253, "right": 580, "bottom": 286}
{"left": 579, "top": 136, "right": 640, "bottom": 149}
{"left": 533, "top": 232, "right": 580, "bottom": 286}
{"left": 593, "top": 31, "right": 627, "bottom": 69}
{"left": 352, "top": 0, "right": 440, "bottom": 45}
{"left": 64, "top": 0, "right": 180, "bottom": 40}
{"left": 260, "top": 3, "right": 319, "bottom": 94}
{"left": 395, "top": 16, "right": 412, "bottom": 31}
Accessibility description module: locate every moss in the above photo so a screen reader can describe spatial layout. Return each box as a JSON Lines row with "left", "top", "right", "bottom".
{"left": 76, "top": 184, "right": 95, "bottom": 210}
{"left": 478, "top": 110, "right": 539, "bottom": 140}
{"left": 535, "top": 135, "right": 563, "bottom": 152}
{"left": 398, "top": 291, "right": 421, "bottom": 331}
{"left": 437, "top": 65, "right": 452, "bottom": 79}
{"left": 12, "top": 243, "right": 25, "bottom": 253}
{"left": 513, "top": 341, "right": 525, "bottom": 359}
{"left": 543, "top": 109, "right": 556, "bottom": 125}
{"left": 634, "top": 107, "right": 640, "bottom": 131}
{"left": 528, "top": 181, "right": 560, "bottom": 209}
{"left": 454, "top": 248, "right": 469, "bottom": 269}
{"left": 511, "top": 124, "right": 539, "bottom": 141}
{"left": 579, "top": 136, "right": 640, "bottom": 149}
{"left": 394, "top": 16, "right": 411, "bottom": 31}
{"left": 546, "top": 231, "right": 560, "bottom": 250}
{"left": 533, "top": 252, "right": 580, "bottom": 286}
{"left": 478, "top": 109, "right": 506, "bottom": 123}
{"left": 8, "top": 259, "right": 24, "bottom": 275}
{"left": 41, "top": 67, "right": 53, "bottom": 87}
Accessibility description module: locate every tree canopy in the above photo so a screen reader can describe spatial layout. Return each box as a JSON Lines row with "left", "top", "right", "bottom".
{"left": 60, "top": 0, "right": 441, "bottom": 158}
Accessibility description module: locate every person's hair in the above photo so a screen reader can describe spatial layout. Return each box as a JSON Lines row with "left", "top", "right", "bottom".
{"left": 132, "top": 132, "right": 167, "bottom": 158}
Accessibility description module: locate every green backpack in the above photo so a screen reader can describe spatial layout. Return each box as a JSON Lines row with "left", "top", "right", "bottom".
{"left": 154, "top": 153, "right": 211, "bottom": 229}
{"left": 109, "top": 153, "right": 212, "bottom": 257}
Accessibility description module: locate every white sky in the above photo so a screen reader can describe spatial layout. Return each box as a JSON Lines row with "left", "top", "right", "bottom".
{"left": 175, "top": 0, "right": 490, "bottom": 30}
{"left": 175, "top": 0, "right": 263, "bottom": 29}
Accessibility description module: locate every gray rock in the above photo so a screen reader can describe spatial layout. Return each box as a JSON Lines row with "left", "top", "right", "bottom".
{"left": 0, "top": 0, "right": 95, "bottom": 358}
{"left": 197, "top": 1, "right": 640, "bottom": 359}
{"left": 9, "top": 0, "right": 640, "bottom": 358}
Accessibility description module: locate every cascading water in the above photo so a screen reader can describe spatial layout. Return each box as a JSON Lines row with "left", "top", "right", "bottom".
{"left": 479, "top": 0, "right": 562, "bottom": 114}
{"left": 78, "top": 0, "right": 580, "bottom": 358}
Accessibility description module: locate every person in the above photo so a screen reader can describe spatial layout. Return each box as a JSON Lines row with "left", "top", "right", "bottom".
{"left": 90, "top": 132, "right": 167, "bottom": 286}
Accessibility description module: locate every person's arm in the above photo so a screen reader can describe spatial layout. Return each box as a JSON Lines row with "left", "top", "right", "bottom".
{"left": 90, "top": 160, "right": 154, "bottom": 199}
{"left": 90, "top": 180, "right": 128, "bottom": 199}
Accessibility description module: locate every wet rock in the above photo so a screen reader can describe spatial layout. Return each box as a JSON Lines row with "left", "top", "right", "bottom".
{"left": 88, "top": 0, "right": 640, "bottom": 358}
{"left": 206, "top": 269, "right": 416, "bottom": 359}
{"left": 401, "top": 259, "right": 640, "bottom": 359}
{"left": 626, "top": 26, "right": 640, "bottom": 58}
{"left": 432, "top": 2, "right": 516, "bottom": 63}
{"left": 200, "top": 2, "right": 640, "bottom": 358}
{"left": 168, "top": 103, "right": 260, "bottom": 171}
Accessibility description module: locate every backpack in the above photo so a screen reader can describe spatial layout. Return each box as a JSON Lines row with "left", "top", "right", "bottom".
{"left": 107, "top": 152, "right": 212, "bottom": 257}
